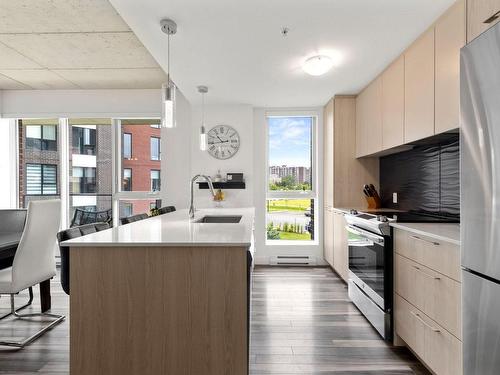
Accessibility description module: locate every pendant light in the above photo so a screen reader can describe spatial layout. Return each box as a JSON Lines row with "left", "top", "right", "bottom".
{"left": 160, "top": 19, "right": 177, "bottom": 128}
{"left": 198, "top": 86, "right": 208, "bottom": 151}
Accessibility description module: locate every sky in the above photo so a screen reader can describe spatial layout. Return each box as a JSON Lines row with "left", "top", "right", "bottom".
{"left": 268, "top": 116, "right": 312, "bottom": 167}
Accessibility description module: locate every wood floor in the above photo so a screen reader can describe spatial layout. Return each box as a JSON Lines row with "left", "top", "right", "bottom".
{"left": 0, "top": 266, "right": 429, "bottom": 374}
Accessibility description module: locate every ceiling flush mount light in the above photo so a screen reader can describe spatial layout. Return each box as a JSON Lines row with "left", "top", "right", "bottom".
{"left": 160, "top": 18, "right": 177, "bottom": 128}
{"left": 302, "top": 55, "right": 334, "bottom": 76}
{"left": 198, "top": 86, "right": 208, "bottom": 151}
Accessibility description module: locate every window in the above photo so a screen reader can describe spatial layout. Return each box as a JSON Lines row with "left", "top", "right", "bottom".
{"left": 71, "top": 167, "right": 96, "bottom": 194}
{"left": 26, "top": 164, "right": 57, "bottom": 195}
{"left": 266, "top": 116, "right": 316, "bottom": 242}
{"left": 123, "top": 133, "right": 132, "bottom": 160}
{"left": 123, "top": 168, "right": 132, "bottom": 191}
{"left": 150, "top": 170, "right": 160, "bottom": 192}
{"left": 150, "top": 124, "right": 161, "bottom": 129}
{"left": 26, "top": 125, "right": 57, "bottom": 151}
{"left": 119, "top": 199, "right": 157, "bottom": 219}
{"left": 72, "top": 126, "right": 96, "bottom": 155}
{"left": 69, "top": 121, "right": 112, "bottom": 223}
{"left": 151, "top": 137, "right": 161, "bottom": 161}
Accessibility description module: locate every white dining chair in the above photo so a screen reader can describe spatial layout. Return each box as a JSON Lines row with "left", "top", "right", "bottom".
{"left": 0, "top": 199, "right": 65, "bottom": 348}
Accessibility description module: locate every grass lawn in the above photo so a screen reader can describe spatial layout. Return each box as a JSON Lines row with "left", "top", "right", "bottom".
{"left": 276, "top": 231, "right": 311, "bottom": 241}
{"left": 267, "top": 199, "right": 311, "bottom": 212}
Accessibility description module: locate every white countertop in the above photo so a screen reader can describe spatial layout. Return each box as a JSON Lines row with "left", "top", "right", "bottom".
{"left": 62, "top": 207, "right": 255, "bottom": 247}
{"left": 390, "top": 222, "right": 460, "bottom": 246}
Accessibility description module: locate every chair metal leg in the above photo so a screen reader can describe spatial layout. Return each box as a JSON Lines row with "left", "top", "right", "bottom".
{"left": 0, "top": 287, "right": 34, "bottom": 320}
{"left": 0, "top": 291, "right": 65, "bottom": 349}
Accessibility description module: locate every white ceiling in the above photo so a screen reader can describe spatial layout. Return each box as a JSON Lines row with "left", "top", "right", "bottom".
{"left": 109, "top": 0, "right": 456, "bottom": 107}
{"left": 0, "top": 0, "right": 166, "bottom": 89}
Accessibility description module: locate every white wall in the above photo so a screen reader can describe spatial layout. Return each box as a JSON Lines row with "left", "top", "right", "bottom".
{"left": 190, "top": 104, "right": 254, "bottom": 208}
{"left": 0, "top": 119, "right": 17, "bottom": 208}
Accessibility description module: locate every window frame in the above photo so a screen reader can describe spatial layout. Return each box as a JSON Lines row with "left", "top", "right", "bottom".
{"left": 264, "top": 112, "right": 319, "bottom": 245}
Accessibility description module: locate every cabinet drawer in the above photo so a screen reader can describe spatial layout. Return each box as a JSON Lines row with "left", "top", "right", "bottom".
{"left": 394, "top": 229, "right": 460, "bottom": 281}
{"left": 395, "top": 294, "right": 462, "bottom": 375}
{"left": 395, "top": 254, "right": 461, "bottom": 339}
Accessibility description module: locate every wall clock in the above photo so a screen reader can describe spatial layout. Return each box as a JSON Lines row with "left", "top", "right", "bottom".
{"left": 207, "top": 125, "right": 240, "bottom": 160}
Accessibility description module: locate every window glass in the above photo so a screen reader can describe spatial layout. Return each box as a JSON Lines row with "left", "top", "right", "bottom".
{"left": 26, "top": 164, "right": 57, "bottom": 195}
{"left": 43, "top": 125, "right": 57, "bottom": 141}
{"left": 123, "top": 168, "right": 132, "bottom": 191}
{"left": 119, "top": 199, "right": 158, "bottom": 219}
{"left": 120, "top": 122, "right": 161, "bottom": 192}
{"left": 268, "top": 117, "right": 312, "bottom": 192}
{"left": 151, "top": 137, "right": 161, "bottom": 161}
{"left": 26, "top": 125, "right": 42, "bottom": 139}
{"left": 266, "top": 199, "right": 314, "bottom": 241}
{"left": 123, "top": 133, "right": 132, "bottom": 160}
{"left": 150, "top": 170, "right": 160, "bottom": 192}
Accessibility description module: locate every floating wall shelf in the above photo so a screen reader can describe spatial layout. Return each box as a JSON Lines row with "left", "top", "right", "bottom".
{"left": 197, "top": 181, "right": 246, "bottom": 190}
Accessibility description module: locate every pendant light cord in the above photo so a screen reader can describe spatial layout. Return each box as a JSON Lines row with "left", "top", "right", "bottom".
{"left": 167, "top": 33, "right": 170, "bottom": 84}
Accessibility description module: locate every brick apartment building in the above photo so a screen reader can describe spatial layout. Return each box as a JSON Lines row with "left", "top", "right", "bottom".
{"left": 18, "top": 120, "right": 161, "bottom": 222}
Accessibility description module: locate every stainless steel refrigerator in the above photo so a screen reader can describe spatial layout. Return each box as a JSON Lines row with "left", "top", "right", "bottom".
{"left": 461, "top": 22, "right": 500, "bottom": 375}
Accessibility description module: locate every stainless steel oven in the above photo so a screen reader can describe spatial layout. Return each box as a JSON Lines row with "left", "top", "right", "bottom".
{"left": 346, "top": 224, "right": 392, "bottom": 340}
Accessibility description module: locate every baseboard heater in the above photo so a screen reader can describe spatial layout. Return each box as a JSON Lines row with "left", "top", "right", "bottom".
{"left": 269, "top": 256, "right": 317, "bottom": 265}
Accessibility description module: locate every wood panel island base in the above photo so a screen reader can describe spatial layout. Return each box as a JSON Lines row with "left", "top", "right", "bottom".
{"left": 64, "top": 208, "right": 254, "bottom": 375}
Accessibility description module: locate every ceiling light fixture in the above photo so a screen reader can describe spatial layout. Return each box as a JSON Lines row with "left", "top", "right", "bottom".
{"left": 198, "top": 85, "right": 208, "bottom": 151}
{"left": 160, "top": 18, "right": 177, "bottom": 128}
{"left": 302, "top": 55, "right": 334, "bottom": 76}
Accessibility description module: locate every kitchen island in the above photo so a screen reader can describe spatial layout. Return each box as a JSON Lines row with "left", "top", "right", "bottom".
{"left": 63, "top": 207, "right": 255, "bottom": 375}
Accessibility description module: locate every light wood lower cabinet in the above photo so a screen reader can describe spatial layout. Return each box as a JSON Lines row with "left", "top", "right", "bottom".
{"left": 395, "top": 254, "right": 461, "bottom": 339}
{"left": 394, "top": 229, "right": 462, "bottom": 375}
{"left": 332, "top": 211, "right": 348, "bottom": 282}
{"left": 395, "top": 294, "right": 462, "bottom": 375}
{"left": 324, "top": 207, "right": 334, "bottom": 267}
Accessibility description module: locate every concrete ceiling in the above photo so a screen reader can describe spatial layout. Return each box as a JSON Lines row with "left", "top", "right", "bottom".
{"left": 0, "top": 0, "right": 166, "bottom": 89}
{"left": 109, "top": 0, "right": 456, "bottom": 107}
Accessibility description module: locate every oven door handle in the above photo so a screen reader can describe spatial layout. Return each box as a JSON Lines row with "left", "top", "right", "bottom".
{"left": 345, "top": 225, "right": 385, "bottom": 244}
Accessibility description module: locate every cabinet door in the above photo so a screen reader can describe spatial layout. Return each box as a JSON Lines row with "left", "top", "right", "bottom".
{"left": 435, "top": 0, "right": 465, "bottom": 134}
{"left": 404, "top": 28, "right": 435, "bottom": 143}
{"left": 324, "top": 209, "right": 334, "bottom": 267}
{"left": 356, "top": 77, "right": 382, "bottom": 157}
{"left": 333, "top": 212, "right": 348, "bottom": 281}
{"left": 382, "top": 56, "right": 405, "bottom": 149}
{"left": 467, "top": 0, "right": 500, "bottom": 42}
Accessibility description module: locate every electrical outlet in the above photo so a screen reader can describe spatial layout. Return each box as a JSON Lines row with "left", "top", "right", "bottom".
{"left": 393, "top": 193, "right": 398, "bottom": 204}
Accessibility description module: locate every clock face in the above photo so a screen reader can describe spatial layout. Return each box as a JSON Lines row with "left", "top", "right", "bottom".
{"left": 207, "top": 125, "right": 240, "bottom": 160}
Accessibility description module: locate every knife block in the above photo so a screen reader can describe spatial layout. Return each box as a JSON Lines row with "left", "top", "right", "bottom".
{"left": 365, "top": 196, "right": 381, "bottom": 209}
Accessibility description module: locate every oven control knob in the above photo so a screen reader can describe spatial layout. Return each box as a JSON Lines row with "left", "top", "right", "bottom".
{"left": 377, "top": 215, "right": 388, "bottom": 222}
{"left": 349, "top": 209, "right": 358, "bottom": 215}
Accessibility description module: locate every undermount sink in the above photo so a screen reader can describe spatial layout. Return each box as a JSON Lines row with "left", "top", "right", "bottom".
{"left": 195, "top": 215, "right": 242, "bottom": 223}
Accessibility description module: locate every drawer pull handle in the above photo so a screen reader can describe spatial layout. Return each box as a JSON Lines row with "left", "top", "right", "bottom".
{"left": 484, "top": 10, "right": 500, "bottom": 24}
{"left": 411, "top": 311, "right": 441, "bottom": 333}
{"left": 413, "top": 265, "right": 441, "bottom": 280}
{"left": 410, "top": 235, "right": 440, "bottom": 246}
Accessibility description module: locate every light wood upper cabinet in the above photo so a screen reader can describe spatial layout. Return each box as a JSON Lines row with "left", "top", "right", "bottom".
{"left": 435, "top": 0, "right": 465, "bottom": 134}
{"left": 405, "top": 28, "right": 435, "bottom": 143}
{"left": 382, "top": 56, "right": 405, "bottom": 149}
{"left": 356, "top": 77, "right": 382, "bottom": 157}
{"left": 324, "top": 99, "right": 334, "bottom": 207}
{"left": 467, "top": 0, "right": 500, "bottom": 42}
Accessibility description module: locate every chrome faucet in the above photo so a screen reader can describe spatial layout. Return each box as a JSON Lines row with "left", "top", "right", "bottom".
{"left": 189, "top": 174, "right": 216, "bottom": 219}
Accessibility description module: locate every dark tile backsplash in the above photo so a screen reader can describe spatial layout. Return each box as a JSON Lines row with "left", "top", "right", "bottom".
{"left": 379, "top": 135, "right": 459, "bottom": 217}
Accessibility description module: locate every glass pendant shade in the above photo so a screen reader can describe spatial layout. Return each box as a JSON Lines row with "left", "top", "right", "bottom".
{"left": 200, "top": 125, "right": 207, "bottom": 151}
{"left": 161, "top": 83, "right": 176, "bottom": 128}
